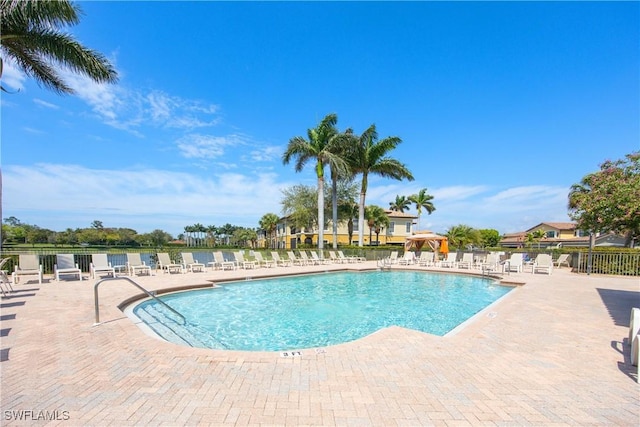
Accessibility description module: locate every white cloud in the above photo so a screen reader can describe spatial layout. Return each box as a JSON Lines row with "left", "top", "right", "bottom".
{"left": 33, "top": 98, "right": 60, "bottom": 109}
{"left": 0, "top": 60, "right": 26, "bottom": 92}
{"left": 175, "top": 134, "right": 244, "bottom": 159}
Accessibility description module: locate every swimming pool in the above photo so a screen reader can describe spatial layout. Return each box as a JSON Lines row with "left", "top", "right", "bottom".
{"left": 132, "top": 270, "right": 513, "bottom": 351}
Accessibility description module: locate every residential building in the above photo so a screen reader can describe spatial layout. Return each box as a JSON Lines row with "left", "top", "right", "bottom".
{"left": 499, "top": 222, "right": 626, "bottom": 248}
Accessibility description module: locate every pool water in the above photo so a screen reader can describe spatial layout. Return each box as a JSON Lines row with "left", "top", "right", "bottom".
{"left": 133, "top": 271, "right": 512, "bottom": 351}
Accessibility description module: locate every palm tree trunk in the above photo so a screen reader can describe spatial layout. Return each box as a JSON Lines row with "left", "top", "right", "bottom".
{"left": 358, "top": 174, "right": 368, "bottom": 247}
{"left": 317, "top": 176, "right": 325, "bottom": 250}
{"left": 332, "top": 175, "right": 338, "bottom": 249}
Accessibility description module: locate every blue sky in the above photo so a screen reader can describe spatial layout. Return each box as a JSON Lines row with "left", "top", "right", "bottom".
{"left": 2, "top": 1, "right": 638, "bottom": 237}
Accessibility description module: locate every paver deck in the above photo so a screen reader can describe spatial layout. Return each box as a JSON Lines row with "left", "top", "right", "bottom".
{"left": 1, "top": 262, "right": 639, "bottom": 426}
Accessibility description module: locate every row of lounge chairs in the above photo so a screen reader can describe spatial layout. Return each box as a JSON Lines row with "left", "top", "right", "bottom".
{"left": 4, "top": 250, "right": 368, "bottom": 284}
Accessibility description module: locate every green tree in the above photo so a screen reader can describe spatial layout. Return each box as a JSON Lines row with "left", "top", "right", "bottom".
{"left": 409, "top": 188, "right": 436, "bottom": 231}
{"left": 569, "top": 152, "right": 640, "bottom": 247}
{"left": 478, "top": 229, "right": 501, "bottom": 248}
{"left": 148, "top": 229, "right": 172, "bottom": 247}
{"left": 0, "top": 0, "right": 118, "bottom": 94}
{"left": 365, "top": 205, "right": 390, "bottom": 246}
{"left": 346, "top": 124, "right": 414, "bottom": 247}
{"left": 339, "top": 200, "right": 359, "bottom": 246}
{"left": 445, "top": 224, "right": 480, "bottom": 251}
{"left": 283, "top": 114, "right": 348, "bottom": 250}
{"left": 327, "top": 129, "right": 355, "bottom": 249}
{"left": 389, "top": 195, "right": 411, "bottom": 213}
{"left": 259, "top": 213, "right": 279, "bottom": 249}
{"left": 280, "top": 184, "right": 319, "bottom": 232}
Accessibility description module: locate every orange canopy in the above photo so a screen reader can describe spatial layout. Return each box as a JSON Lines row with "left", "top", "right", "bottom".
{"left": 404, "top": 232, "right": 449, "bottom": 255}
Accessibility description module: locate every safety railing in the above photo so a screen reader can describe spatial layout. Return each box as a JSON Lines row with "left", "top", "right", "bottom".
{"left": 93, "top": 276, "right": 185, "bottom": 325}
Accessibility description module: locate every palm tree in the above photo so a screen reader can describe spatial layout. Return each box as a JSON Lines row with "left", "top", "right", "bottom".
{"left": 365, "top": 205, "right": 390, "bottom": 246}
{"left": 445, "top": 224, "right": 480, "bottom": 251}
{"left": 346, "top": 124, "right": 414, "bottom": 247}
{"left": 389, "top": 195, "right": 411, "bottom": 213}
{"left": 339, "top": 200, "right": 359, "bottom": 245}
{"left": 259, "top": 213, "right": 279, "bottom": 249}
{"left": 0, "top": 0, "right": 118, "bottom": 94}
{"left": 409, "top": 188, "right": 436, "bottom": 231}
{"left": 206, "top": 225, "right": 217, "bottom": 247}
{"left": 283, "top": 114, "right": 349, "bottom": 250}
{"left": 183, "top": 225, "right": 194, "bottom": 247}
{"left": 328, "top": 129, "right": 355, "bottom": 249}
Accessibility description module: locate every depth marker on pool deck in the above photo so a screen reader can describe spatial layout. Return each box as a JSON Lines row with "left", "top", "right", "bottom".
{"left": 280, "top": 351, "right": 302, "bottom": 357}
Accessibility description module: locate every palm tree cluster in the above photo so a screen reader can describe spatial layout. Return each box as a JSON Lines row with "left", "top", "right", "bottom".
{"left": 389, "top": 189, "right": 436, "bottom": 231}
{"left": 283, "top": 114, "right": 416, "bottom": 248}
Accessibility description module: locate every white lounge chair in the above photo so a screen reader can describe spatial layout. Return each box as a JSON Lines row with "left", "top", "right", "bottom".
{"left": 127, "top": 253, "right": 152, "bottom": 276}
{"left": 254, "top": 252, "right": 275, "bottom": 268}
{"left": 54, "top": 254, "right": 82, "bottom": 281}
{"left": 12, "top": 254, "right": 43, "bottom": 284}
{"left": 234, "top": 251, "right": 256, "bottom": 269}
{"left": 339, "top": 250, "right": 365, "bottom": 263}
{"left": 156, "top": 252, "right": 184, "bottom": 274}
{"left": 181, "top": 252, "right": 205, "bottom": 272}
{"left": 532, "top": 254, "right": 553, "bottom": 275}
{"left": 481, "top": 252, "right": 501, "bottom": 274}
{"left": 457, "top": 253, "right": 474, "bottom": 269}
{"left": 299, "top": 251, "right": 318, "bottom": 265}
{"left": 439, "top": 253, "right": 458, "bottom": 268}
{"left": 90, "top": 253, "right": 115, "bottom": 279}
{"left": 387, "top": 251, "right": 399, "bottom": 264}
{"left": 271, "top": 252, "right": 292, "bottom": 267}
{"left": 398, "top": 252, "right": 416, "bottom": 265}
{"left": 311, "top": 251, "right": 330, "bottom": 265}
{"left": 505, "top": 253, "right": 524, "bottom": 273}
{"left": 328, "top": 251, "right": 346, "bottom": 264}
{"left": 0, "top": 258, "right": 15, "bottom": 296}
{"left": 287, "top": 251, "right": 306, "bottom": 266}
{"left": 553, "top": 254, "right": 570, "bottom": 268}
{"left": 417, "top": 252, "right": 435, "bottom": 267}
{"left": 214, "top": 251, "right": 236, "bottom": 270}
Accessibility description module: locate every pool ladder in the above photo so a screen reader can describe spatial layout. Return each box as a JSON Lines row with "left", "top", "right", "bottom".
{"left": 377, "top": 257, "right": 392, "bottom": 271}
{"left": 93, "top": 276, "right": 185, "bottom": 326}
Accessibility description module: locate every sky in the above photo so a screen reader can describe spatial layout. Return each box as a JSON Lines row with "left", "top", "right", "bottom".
{"left": 2, "top": 1, "right": 639, "bottom": 237}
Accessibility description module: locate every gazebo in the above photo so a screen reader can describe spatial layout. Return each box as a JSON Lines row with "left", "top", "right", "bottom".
{"left": 404, "top": 231, "right": 449, "bottom": 255}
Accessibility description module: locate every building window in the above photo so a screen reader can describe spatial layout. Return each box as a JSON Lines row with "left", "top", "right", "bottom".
{"left": 545, "top": 230, "right": 557, "bottom": 238}
{"left": 388, "top": 222, "right": 395, "bottom": 233}
{"left": 353, "top": 219, "right": 359, "bottom": 232}
{"left": 405, "top": 222, "right": 411, "bottom": 233}
{"left": 575, "top": 229, "right": 588, "bottom": 237}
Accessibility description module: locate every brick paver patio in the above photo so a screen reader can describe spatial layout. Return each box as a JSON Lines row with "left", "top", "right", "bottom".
{"left": 1, "top": 262, "right": 639, "bottom": 426}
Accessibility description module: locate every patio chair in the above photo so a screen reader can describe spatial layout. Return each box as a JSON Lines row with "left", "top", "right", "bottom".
{"left": 214, "top": 251, "right": 236, "bottom": 270}
{"left": 457, "top": 253, "right": 474, "bottom": 269}
{"left": 481, "top": 252, "right": 501, "bottom": 274}
{"left": 299, "top": 251, "right": 318, "bottom": 265}
{"left": 254, "top": 252, "right": 275, "bottom": 268}
{"left": 417, "top": 252, "right": 435, "bottom": 267}
{"left": 532, "top": 254, "right": 553, "bottom": 275}
{"left": 553, "top": 254, "right": 570, "bottom": 268}
{"left": 234, "top": 251, "right": 256, "bottom": 269}
{"left": 387, "top": 251, "right": 399, "bottom": 264}
{"left": 54, "top": 254, "right": 83, "bottom": 281}
{"left": 505, "top": 253, "right": 524, "bottom": 273}
{"left": 311, "top": 251, "right": 330, "bottom": 265}
{"left": 287, "top": 251, "right": 306, "bottom": 266}
{"left": 398, "top": 252, "right": 416, "bottom": 265}
{"left": 339, "top": 250, "right": 365, "bottom": 263}
{"left": 439, "top": 253, "right": 458, "bottom": 268}
{"left": 0, "top": 258, "right": 15, "bottom": 296}
{"left": 12, "top": 254, "right": 43, "bottom": 284}
{"left": 90, "top": 253, "right": 115, "bottom": 279}
{"left": 181, "top": 252, "right": 205, "bottom": 272}
{"left": 156, "top": 252, "right": 184, "bottom": 274}
{"left": 328, "top": 251, "right": 345, "bottom": 264}
{"left": 126, "top": 253, "right": 152, "bottom": 276}
{"left": 271, "top": 252, "right": 292, "bottom": 267}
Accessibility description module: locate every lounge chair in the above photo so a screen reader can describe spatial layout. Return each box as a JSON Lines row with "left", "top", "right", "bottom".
{"left": 234, "top": 251, "right": 256, "bottom": 269}
{"left": 532, "top": 254, "right": 553, "bottom": 275}
{"left": 398, "top": 252, "right": 416, "bottom": 265}
{"left": 12, "top": 254, "right": 43, "bottom": 284}
{"left": 439, "top": 253, "right": 458, "bottom": 268}
{"left": 505, "top": 253, "right": 524, "bottom": 273}
{"left": 271, "top": 252, "right": 292, "bottom": 267}
{"left": 0, "top": 258, "right": 15, "bottom": 296}
{"left": 481, "top": 252, "right": 501, "bottom": 274}
{"left": 287, "top": 251, "right": 306, "bottom": 266}
{"left": 126, "top": 253, "right": 152, "bottom": 276}
{"left": 328, "top": 251, "right": 345, "bottom": 264}
{"left": 213, "top": 251, "right": 236, "bottom": 270}
{"left": 299, "top": 251, "right": 317, "bottom": 265}
{"left": 90, "top": 253, "right": 115, "bottom": 279}
{"left": 254, "top": 252, "right": 275, "bottom": 268}
{"left": 339, "top": 250, "right": 365, "bottom": 263}
{"left": 387, "top": 251, "right": 399, "bottom": 264}
{"left": 553, "top": 254, "right": 570, "bottom": 268}
{"left": 311, "top": 251, "right": 330, "bottom": 265}
{"left": 156, "top": 252, "right": 184, "bottom": 274}
{"left": 54, "top": 254, "right": 83, "bottom": 281}
{"left": 457, "top": 253, "right": 474, "bottom": 269}
{"left": 417, "top": 252, "right": 435, "bottom": 267}
{"left": 181, "top": 252, "right": 205, "bottom": 272}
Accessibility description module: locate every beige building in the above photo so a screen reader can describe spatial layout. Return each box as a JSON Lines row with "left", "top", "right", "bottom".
{"left": 259, "top": 210, "right": 417, "bottom": 249}
{"left": 500, "top": 222, "right": 626, "bottom": 248}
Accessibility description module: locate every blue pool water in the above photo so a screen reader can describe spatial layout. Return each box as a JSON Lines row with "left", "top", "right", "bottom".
{"left": 133, "top": 271, "right": 512, "bottom": 351}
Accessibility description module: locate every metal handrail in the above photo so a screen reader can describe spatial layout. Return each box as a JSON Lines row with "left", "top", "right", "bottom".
{"left": 93, "top": 276, "right": 185, "bottom": 325}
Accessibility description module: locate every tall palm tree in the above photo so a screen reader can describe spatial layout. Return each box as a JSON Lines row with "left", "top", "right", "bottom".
{"left": 409, "top": 188, "right": 436, "bottom": 231}
{"left": 365, "top": 205, "right": 390, "bottom": 246}
{"left": 283, "top": 114, "right": 349, "bottom": 250}
{"left": 339, "top": 200, "right": 359, "bottom": 245}
{"left": 259, "top": 213, "right": 279, "bottom": 249}
{"left": 0, "top": 0, "right": 118, "bottom": 94}
{"left": 206, "top": 225, "right": 217, "bottom": 247}
{"left": 328, "top": 129, "right": 354, "bottom": 249}
{"left": 389, "top": 195, "right": 411, "bottom": 213}
{"left": 346, "top": 124, "right": 414, "bottom": 247}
